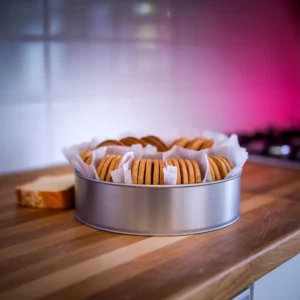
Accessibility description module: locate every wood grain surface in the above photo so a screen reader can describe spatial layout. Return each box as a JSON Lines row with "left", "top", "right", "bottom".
{"left": 0, "top": 163, "right": 299, "bottom": 300}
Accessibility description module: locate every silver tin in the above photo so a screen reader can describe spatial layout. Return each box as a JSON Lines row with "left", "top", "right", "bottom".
{"left": 75, "top": 171, "right": 241, "bottom": 236}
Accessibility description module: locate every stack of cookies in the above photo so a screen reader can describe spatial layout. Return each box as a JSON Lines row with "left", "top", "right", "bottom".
{"left": 132, "top": 159, "right": 165, "bottom": 185}
{"left": 85, "top": 135, "right": 214, "bottom": 153}
{"left": 96, "top": 155, "right": 122, "bottom": 182}
{"left": 165, "top": 159, "right": 201, "bottom": 184}
{"left": 131, "top": 158, "right": 201, "bottom": 185}
{"left": 79, "top": 150, "right": 93, "bottom": 165}
{"left": 95, "top": 154, "right": 234, "bottom": 185}
{"left": 79, "top": 135, "right": 216, "bottom": 166}
{"left": 97, "top": 135, "right": 168, "bottom": 152}
{"left": 207, "top": 156, "right": 234, "bottom": 181}
{"left": 170, "top": 137, "right": 214, "bottom": 151}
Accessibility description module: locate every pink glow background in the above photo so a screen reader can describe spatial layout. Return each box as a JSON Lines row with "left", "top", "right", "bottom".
{"left": 0, "top": 0, "right": 299, "bottom": 172}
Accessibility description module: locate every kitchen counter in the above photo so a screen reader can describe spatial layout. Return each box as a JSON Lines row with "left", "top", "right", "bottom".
{"left": 0, "top": 163, "right": 299, "bottom": 300}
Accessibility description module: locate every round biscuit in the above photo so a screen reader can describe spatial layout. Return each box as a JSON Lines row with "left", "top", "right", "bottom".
{"left": 191, "top": 160, "right": 201, "bottom": 183}
{"left": 200, "top": 139, "right": 214, "bottom": 150}
{"left": 138, "top": 159, "right": 146, "bottom": 184}
{"left": 145, "top": 159, "right": 153, "bottom": 185}
{"left": 81, "top": 150, "right": 93, "bottom": 164}
{"left": 85, "top": 154, "right": 93, "bottom": 165}
{"left": 166, "top": 159, "right": 173, "bottom": 166}
{"left": 131, "top": 159, "right": 140, "bottom": 184}
{"left": 100, "top": 155, "right": 115, "bottom": 180}
{"left": 141, "top": 136, "right": 168, "bottom": 152}
{"left": 208, "top": 157, "right": 221, "bottom": 181}
{"left": 187, "top": 137, "right": 205, "bottom": 150}
{"left": 210, "top": 156, "right": 228, "bottom": 179}
{"left": 184, "top": 159, "right": 195, "bottom": 184}
{"left": 153, "top": 160, "right": 160, "bottom": 185}
{"left": 96, "top": 155, "right": 111, "bottom": 178}
{"left": 178, "top": 159, "right": 189, "bottom": 184}
{"left": 208, "top": 160, "right": 216, "bottom": 181}
{"left": 170, "top": 137, "right": 190, "bottom": 149}
{"left": 159, "top": 160, "right": 165, "bottom": 184}
{"left": 120, "top": 137, "right": 147, "bottom": 147}
{"left": 218, "top": 156, "right": 231, "bottom": 173}
{"left": 109, "top": 156, "right": 122, "bottom": 182}
{"left": 96, "top": 140, "right": 125, "bottom": 148}
{"left": 113, "top": 156, "right": 122, "bottom": 170}
{"left": 172, "top": 159, "right": 181, "bottom": 184}
{"left": 105, "top": 155, "right": 121, "bottom": 182}
{"left": 79, "top": 150, "right": 89, "bottom": 162}
{"left": 221, "top": 156, "right": 234, "bottom": 170}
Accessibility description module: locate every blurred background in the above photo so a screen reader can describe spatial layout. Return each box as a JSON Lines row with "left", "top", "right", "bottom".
{"left": 0, "top": 0, "right": 299, "bottom": 174}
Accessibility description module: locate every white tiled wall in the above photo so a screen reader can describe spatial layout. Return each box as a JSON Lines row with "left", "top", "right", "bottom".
{"left": 0, "top": 103, "right": 50, "bottom": 172}
{"left": 0, "top": 0, "right": 300, "bottom": 173}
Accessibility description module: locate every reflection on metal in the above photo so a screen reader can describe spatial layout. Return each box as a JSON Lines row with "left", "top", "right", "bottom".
{"left": 136, "top": 25, "right": 156, "bottom": 40}
{"left": 137, "top": 42, "right": 157, "bottom": 50}
{"left": 134, "top": 2, "right": 154, "bottom": 16}
{"left": 75, "top": 171, "right": 241, "bottom": 236}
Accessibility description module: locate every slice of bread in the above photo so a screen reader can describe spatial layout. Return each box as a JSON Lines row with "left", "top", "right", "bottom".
{"left": 16, "top": 174, "right": 75, "bottom": 209}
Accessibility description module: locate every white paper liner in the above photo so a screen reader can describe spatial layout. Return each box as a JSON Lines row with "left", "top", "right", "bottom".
{"left": 162, "top": 131, "right": 248, "bottom": 184}
{"left": 62, "top": 130, "right": 248, "bottom": 185}
{"left": 62, "top": 136, "right": 103, "bottom": 178}
{"left": 163, "top": 146, "right": 210, "bottom": 184}
{"left": 202, "top": 130, "right": 229, "bottom": 145}
{"left": 62, "top": 141, "right": 161, "bottom": 183}
{"left": 111, "top": 152, "right": 135, "bottom": 184}
{"left": 203, "top": 146, "right": 248, "bottom": 179}
{"left": 163, "top": 161, "right": 177, "bottom": 185}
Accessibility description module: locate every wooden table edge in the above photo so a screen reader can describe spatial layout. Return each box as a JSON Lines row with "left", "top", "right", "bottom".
{"left": 167, "top": 228, "right": 300, "bottom": 300}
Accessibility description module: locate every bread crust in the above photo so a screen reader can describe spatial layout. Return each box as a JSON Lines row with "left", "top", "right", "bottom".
{"left": 16, "top": 175, "right": 74, "bottom": 209}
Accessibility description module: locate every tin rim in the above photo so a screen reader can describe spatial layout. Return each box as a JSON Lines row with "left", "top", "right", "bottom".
{"left": 74, "top": 169, "right": 242, "bottom": 189}
{"left": 75, "top": 213, "right": 240, "bottom": 236}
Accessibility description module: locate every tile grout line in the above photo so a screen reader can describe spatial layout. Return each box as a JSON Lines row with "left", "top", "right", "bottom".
{"left": 43, "top": 0, "right": 53, "bottom": 166}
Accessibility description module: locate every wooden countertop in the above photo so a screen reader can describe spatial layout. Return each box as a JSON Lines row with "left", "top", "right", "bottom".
{"left": 0, "top": 163, "right": 299, "bottom": 300}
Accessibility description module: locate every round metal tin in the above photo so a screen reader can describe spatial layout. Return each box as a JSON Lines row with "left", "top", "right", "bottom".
{"left": 75, "top": 171, "right": 241, "bottom": 236}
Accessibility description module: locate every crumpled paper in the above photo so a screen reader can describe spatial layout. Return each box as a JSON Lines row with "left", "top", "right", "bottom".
{"left": 62, "top": 136, "right": 103, "bottom": 178}
{"left": 162, "top": 131, "right": 248, "bottom": 184}
{"left": 163, "top": 147, "right": 209, "bottom": 184}
{"left": 62, "top": 142, "right": 160, "bottom": 182}
{"left": 62, "top": 130, "right": 248, "bottom": 185}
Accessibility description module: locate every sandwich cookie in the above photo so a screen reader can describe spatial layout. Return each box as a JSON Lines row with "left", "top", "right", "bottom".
{"left": 141, "top": 135, "right": 168, "bottom": 152}
{"left": 99, "top": 155, "right": 115, "bottom": 181}
{"left": 79, "top": 150, "right": 89, "bottom": 162}
{"left": 138, "top": 159, "right": 147, "bottom": 184}
{"left": 186, "top": 137, "right": 205, "bottom": 151}
{"left": 200, "top": 139, "right": 214, "bottom": 150}
{"left": 221, "top": 156, "right": 234, "bottom": 170}
{"left": 97, "top": 140, "right": 125, "bottom": 148}
{"left": 159, "top": 160, "right": 165, "bottom": 185}
{"left": 218, "top": 156, "right": 232, "bottom": 173}
{"left": 191, "top": 160, "right": 201, "bottom": 183}
{"left": 210, "top": 156, "right": 228, "bottom": 179}
{"left": 132, "top": 159, "right": 141, "bottom": 184}
{"left": 169, "top": 137, "right": 190, "bottom": 149}
{"left": 120, "top": 137, "right": 147, "bottom": 147}
{"left": 97, "top": 155, "right": 110, "bottom": 179}
{"left": 105, "top": 155, "right": 122, "bottom": 182}
{"left": 145, "top": 159, "right": 153, "bottom": 185}
{"left": 208, "top": 157, "right": 221, "bottom": 181}
{"left": 184, "top": 159, "right": 195, "bottom": 184}
{"left": 171, "top": 159, "right": 181, "bottom": 184}
{"left": 178, "top": 159, "right": 189, "bottom": 184}
{"left": 153, "top": 159, "right": 160, "bottom": 185}
{"left": 79, "top": 150, "right": 93, "bottom": 165}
